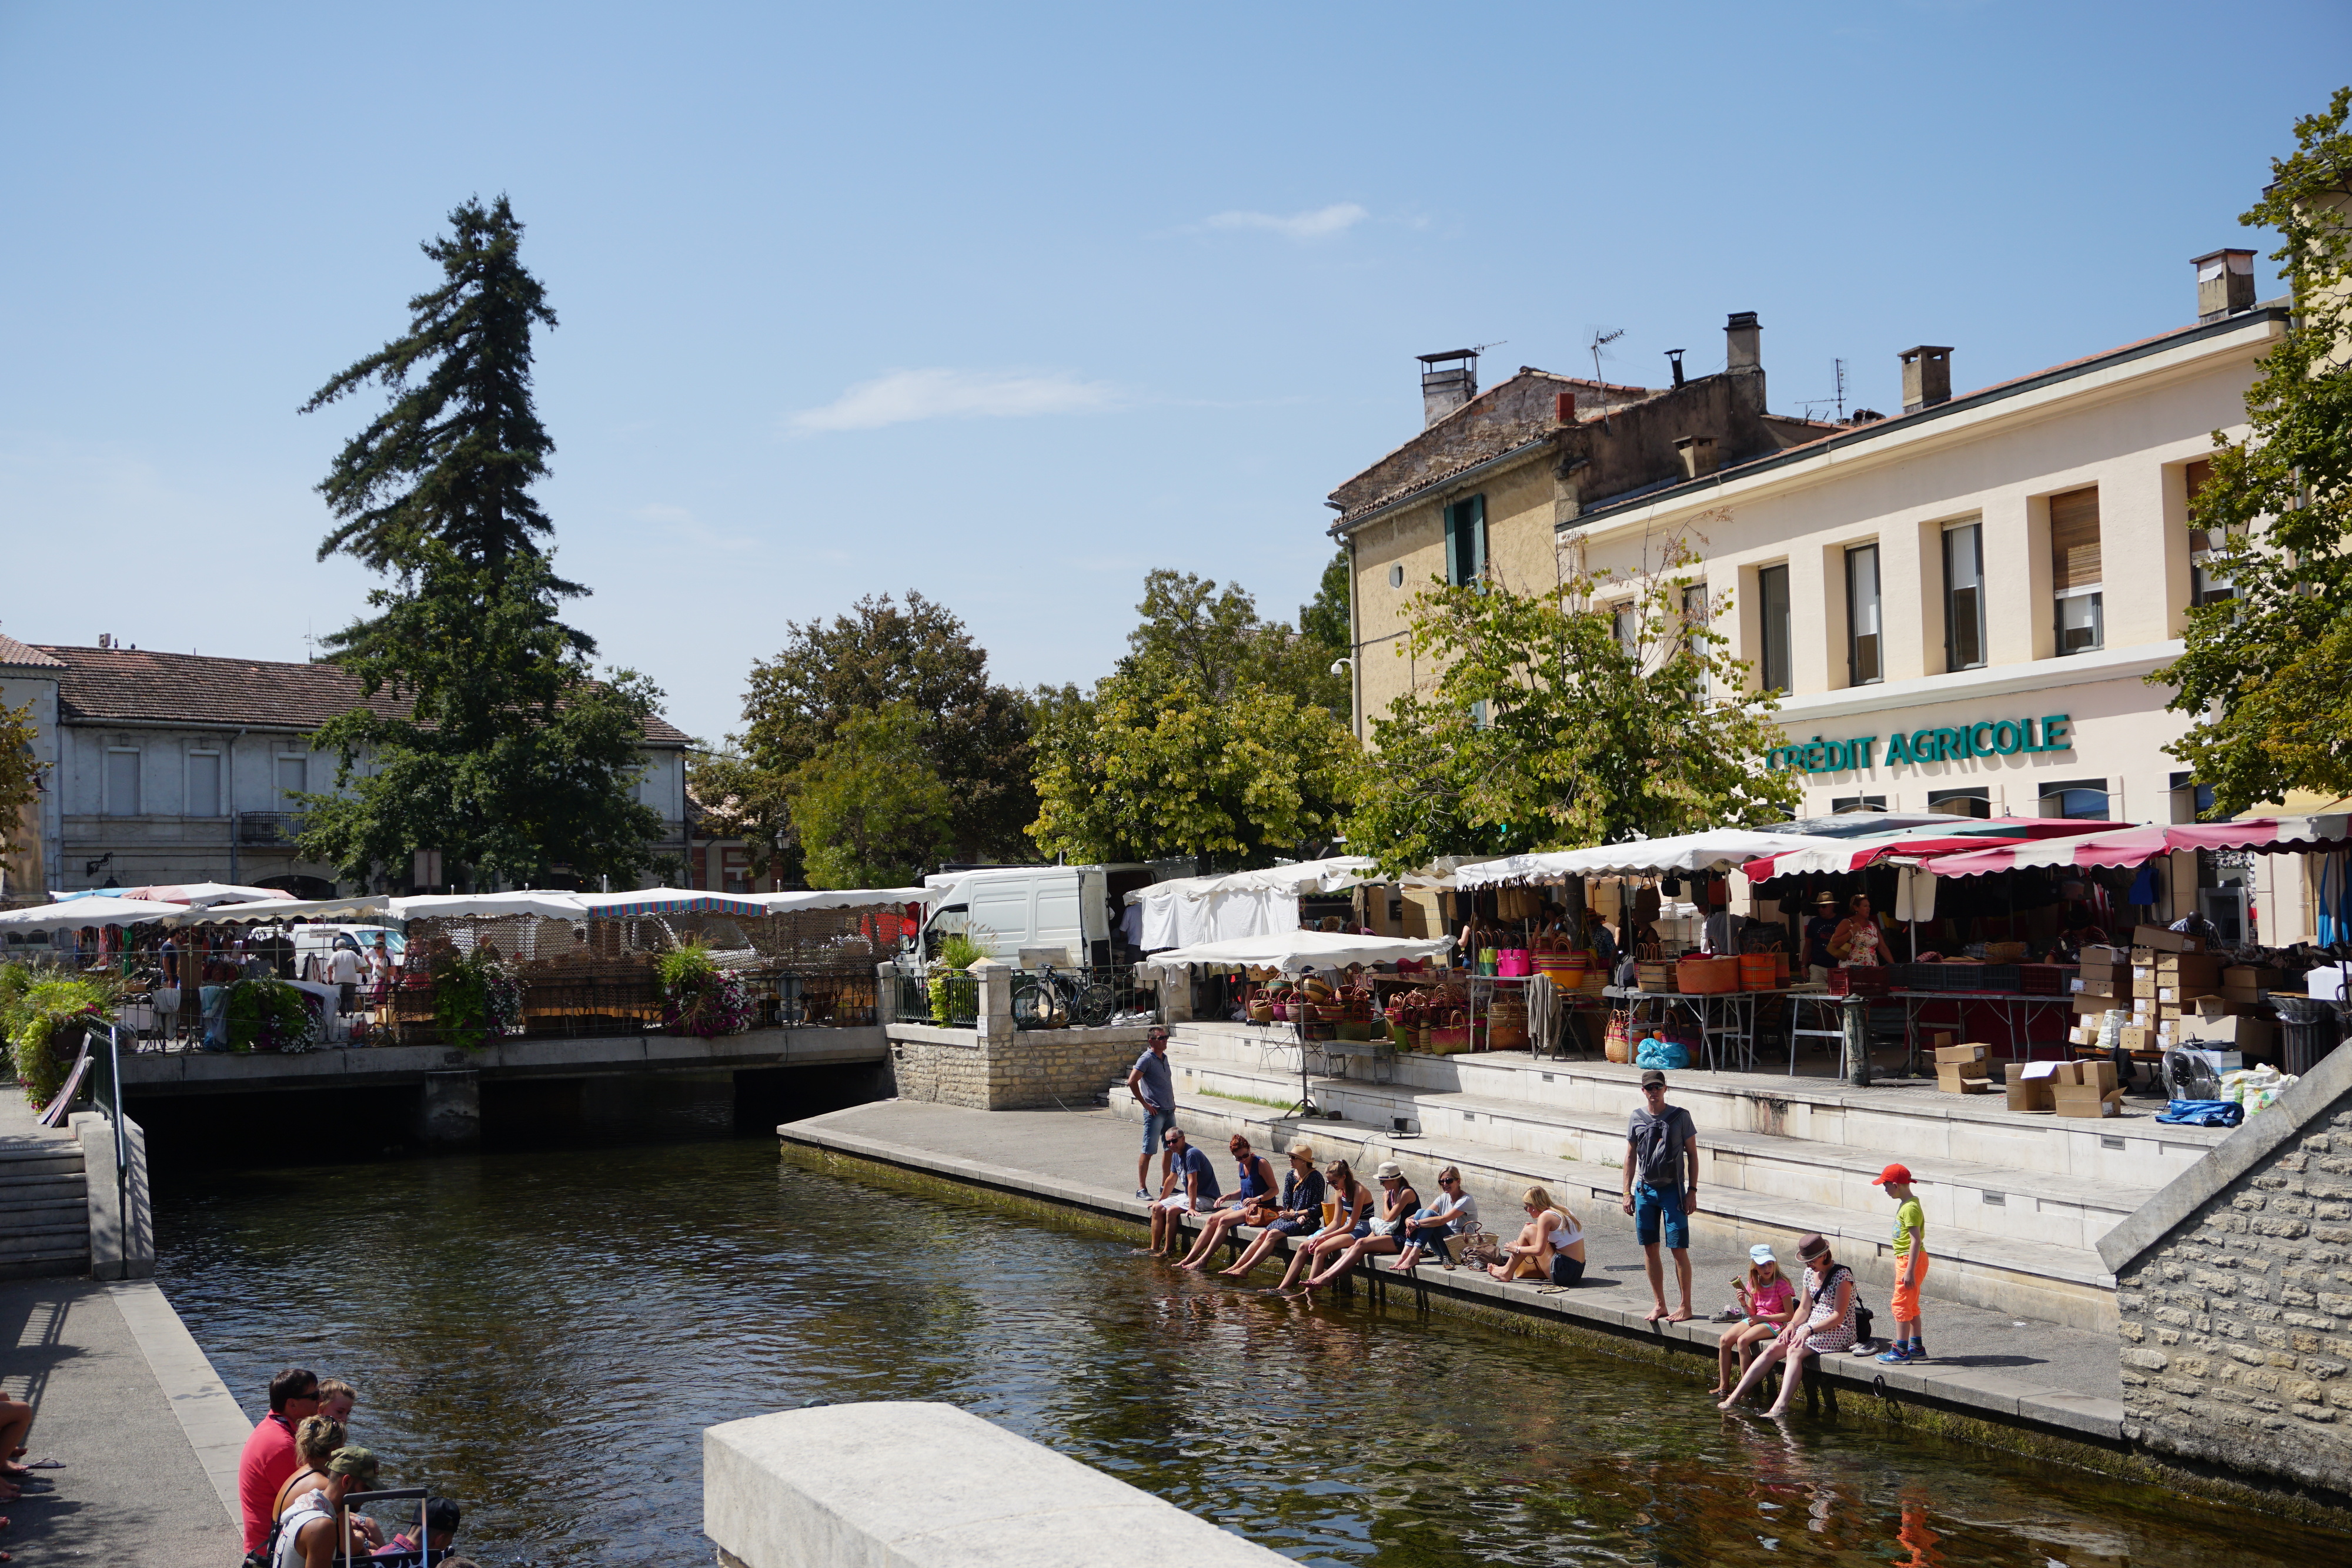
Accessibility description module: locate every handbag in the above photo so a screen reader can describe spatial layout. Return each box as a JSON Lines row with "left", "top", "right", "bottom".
{"left": 1457, "top": 1231, "right": 1503, "bottom": 1268}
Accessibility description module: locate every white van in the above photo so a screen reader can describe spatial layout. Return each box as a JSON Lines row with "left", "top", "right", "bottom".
{"left": 921, "top": 865, "right": 1147, "bottom": 965}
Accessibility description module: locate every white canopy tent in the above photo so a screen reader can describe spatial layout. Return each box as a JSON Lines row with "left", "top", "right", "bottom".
{"left": 1452, "top": 831, "right": 1838, "bottom": 886}
{"left": 158, "top": 895, "right": 393, "bottom": 927}
{"left": 0, "top": 896, "right": 192, "bottom": 931}
{"left": 123, "top": 883, "right": 294, "bottom": 909}
{"left": 752, "top": 887, "right": 943, "bottom": 913}
{"left": 1141, "top": 928, "right": 1455, "bottom": 975}
{"left": 387, "top": 891, "right": 589, "bottom": 921}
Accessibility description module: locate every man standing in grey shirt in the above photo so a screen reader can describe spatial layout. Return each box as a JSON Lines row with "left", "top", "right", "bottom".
{"left": 1623, "top": 1069, "right": 1700, "bottom": 1322}
{"left": 1125, "top": 1026, "right": 1177, "bottom": 1199}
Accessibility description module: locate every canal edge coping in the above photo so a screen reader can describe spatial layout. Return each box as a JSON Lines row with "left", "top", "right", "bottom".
{"left": 105, "top": 1279, "right": 250, "bottom": 1526}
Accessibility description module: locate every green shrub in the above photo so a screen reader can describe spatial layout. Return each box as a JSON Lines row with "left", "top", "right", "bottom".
{"left": 225, "top": 978, "right": 318, "bottom": 1054}
{"left": 429, "top": 947, "right": 524, "bottom": 1051}
{"left": 2, "top": 970, "right": 118, "bottom": 1109}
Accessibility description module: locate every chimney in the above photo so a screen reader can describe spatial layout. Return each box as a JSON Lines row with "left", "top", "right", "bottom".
{"left": 98, "top": 633, "right": 112, "bottom": 648}
{"left": 1665, "top": 348, "right": 1686, "bottom": 389}
{"left": 1724, "top": 312, "right": 1761, "bottom": 374}
{"left": 2193, "top": 249, "right": 2256, "bottom": 323}
{"left": 1674, "top": 435, "right": 1719, "bottom": 479}
{"left": 1899, "top": 346, "right": 1953, "bottom": 413}
{"left": 1417, "top": 349, "right": 1479, "bottom": 427}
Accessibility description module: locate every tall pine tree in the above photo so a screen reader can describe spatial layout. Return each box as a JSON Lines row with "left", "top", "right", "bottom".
{"left": 296, "top": 196, "right": 663, "bottom": 890}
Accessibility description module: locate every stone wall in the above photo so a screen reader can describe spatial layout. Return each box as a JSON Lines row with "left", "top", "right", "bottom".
{"left": 887, "top": 1023, "right": 1148, "bottom": 1111}
{"left": 2100, "top": 1038, "right": 2352, "bottom": 1496}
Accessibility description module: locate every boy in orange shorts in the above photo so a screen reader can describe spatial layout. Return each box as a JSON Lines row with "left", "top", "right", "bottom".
{"left": 1874, "top": 1163, "right": 1929, "bottom": 1363}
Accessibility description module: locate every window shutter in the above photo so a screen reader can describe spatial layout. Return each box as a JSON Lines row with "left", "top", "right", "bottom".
{"left": 1442, "top": 503, "right": 1460, "bottom": 585}
{"left": 2184, "top": 459, "right": 2213, "bottom": 553}
{"left": 2049, "top": 487, "right": 2101, "bottom": 590}
{"left": 1443, "top": 496, "right": 1486, "bottom": 586}
{"left": 1468, "top": 495, "right": 1486, "bottom": 581}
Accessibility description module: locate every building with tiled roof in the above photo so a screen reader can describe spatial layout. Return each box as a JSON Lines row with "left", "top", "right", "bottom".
{"left": 1329, "top": 246, "right": 2323, "bottom": 946}
{"left": 1, "top": 642, "right": 690, "bottom": 898}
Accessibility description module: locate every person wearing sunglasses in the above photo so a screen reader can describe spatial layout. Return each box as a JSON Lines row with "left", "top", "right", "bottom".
{"left": 1389, "top": 1166, "right": 1478, "bottom": 1271}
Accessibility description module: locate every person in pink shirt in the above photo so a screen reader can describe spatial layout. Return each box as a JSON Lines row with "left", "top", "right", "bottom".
{"left": 238, "top": 1368, "right": 321, "bottom": 1553}
{"left": 1712, "top": 1245, "right": 1799, "bottom": 1396}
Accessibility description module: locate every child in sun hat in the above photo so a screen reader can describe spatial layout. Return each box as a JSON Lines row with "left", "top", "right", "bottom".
{"left": 1873, "top": 1164, "right": 1929, "bottom": 1363}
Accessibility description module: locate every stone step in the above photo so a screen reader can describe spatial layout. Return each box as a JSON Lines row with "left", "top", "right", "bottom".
{"left": 0, "top": 1218, "right": 93, "bottom": 1256}
{"left": 0, "top": 1174, "right": 90, "bottom": 1205}
{"left": 0, "top": 1248, "right": 93, "bottom": 1281}
{"left": 1122, "top": 1085, "right": 2123, "bottom": 1332}
{"left": 0, "top": 1149, "right": 86, "bottom": 1180}
{"left": 1179, "top": 1058, "right": 2152, "bottom": 1253}
{"left": 1161, "top": 1023, "right": 2228, "bottom": 1190}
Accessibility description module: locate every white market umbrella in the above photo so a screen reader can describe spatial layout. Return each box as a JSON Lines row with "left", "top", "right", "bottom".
{"left": 0, "top": 896, "right": 192, "bottom": 930}
{"left": 1142, "top": 928, "right": 1454, "bottom": 975}
{"left": 161, "top": 895, "right": 393, "bottom": 927}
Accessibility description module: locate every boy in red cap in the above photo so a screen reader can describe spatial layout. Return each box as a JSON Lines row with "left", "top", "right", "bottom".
{"left": 1874, "top": 1164, "right": 1928, "bottom": 1363}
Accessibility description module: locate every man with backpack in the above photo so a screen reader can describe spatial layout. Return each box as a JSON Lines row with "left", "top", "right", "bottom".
{"left": 1623, "top": 1070, "right": 1699, "bottom": 1322}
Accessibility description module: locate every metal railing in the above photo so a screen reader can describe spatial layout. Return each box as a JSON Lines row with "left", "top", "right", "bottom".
{"left": 894, "top": 966, "right": 978, "bottom": 1028}
{"left": 235, "top": 811, "right": 305, "bottom": 845}
{"left": 1011, "top": 963, "right": 1155, "bottom": 1031}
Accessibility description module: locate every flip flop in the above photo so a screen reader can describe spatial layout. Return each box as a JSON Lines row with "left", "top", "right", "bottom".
{"left": 11, "top": 1463, "right": 56, "bottom": 1473}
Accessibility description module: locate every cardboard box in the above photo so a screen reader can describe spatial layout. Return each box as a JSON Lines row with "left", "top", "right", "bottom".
{"left": 2191, "top": 994, "right": 2236, "bottom": 1018}
{"left": 2134, "top": 924, "right": 2203, "bottom": 954}
{"left": 1937, "top": 1063, "right": 1996, "bottom": 1094}
{"left": 2080, "top": 944, "right": 2129, "bottom": 966}
{"left": 2052, "top": 1083, "right": 2124, "bottom": 1118}
{"left": 2076, "top": 979, "right": 2119, "bottom": 998}
{"left": 2224, "top": 965, "right": 2283, "bottom": 991}
{"left": 2076, "top": 962, "right": 2122, "bottom": 984}
{"left": 2119, "top": 1025, "right": 2156, "bottom": 1052}
{"left": 2175, "top": 1014, "right": 2276, "bottom": 1058}
{"left": 2052, "top": 1057, "right": 2120, "bottom": 1090}
{"left": 2132, "top": 977, "right": 2159, "bottom": 999}
{"left": 2072, "top": 993, "right": 2115, "bottom": 1015}
{"left": 2157, "top": 954, "right": 2223, "bottom": 989}
{"left": 1934, "top": 1041, "right": 1991, "bottom": 1068}
{"left": 2006, "top": 1076, "right": 2056, "bottom": 1112}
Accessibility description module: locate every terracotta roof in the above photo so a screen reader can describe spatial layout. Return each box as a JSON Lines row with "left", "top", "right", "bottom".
{"left": 0, "top": 633, "right": 62, "bottom": 669}
{"left": 33, "top": 645, "right": 690, "bottom": 745}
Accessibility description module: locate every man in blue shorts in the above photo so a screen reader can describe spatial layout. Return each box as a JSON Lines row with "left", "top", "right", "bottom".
{"left": 1622, "top": 1068, "right": 1699, "bottom": 1322}
{"left": 1126, "top": 1026, "right": 1176, "bottom": 1198}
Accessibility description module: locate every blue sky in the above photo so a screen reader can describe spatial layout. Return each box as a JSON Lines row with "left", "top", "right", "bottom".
{"left": 2, "top": 3, "right": 2342, "bottom": 745}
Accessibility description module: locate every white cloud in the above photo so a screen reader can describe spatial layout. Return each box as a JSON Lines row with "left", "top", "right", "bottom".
{"left": 789, "top": 368, "right": 1118, "bottom": 433}
{"left": 1202, "top": 202, "right": 1368, "bottom": 241}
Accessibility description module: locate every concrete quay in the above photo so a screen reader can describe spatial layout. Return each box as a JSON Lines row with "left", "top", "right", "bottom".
{"left": 779, "top": 1099, "right": 2131, "bottom": 1452}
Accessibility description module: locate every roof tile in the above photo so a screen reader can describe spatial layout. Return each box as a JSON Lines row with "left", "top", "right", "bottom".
{"left": 33, "top": 645, "right": 690, "bottom": 745}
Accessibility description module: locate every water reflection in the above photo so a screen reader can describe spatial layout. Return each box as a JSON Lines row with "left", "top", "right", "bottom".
{"left": 154, "top": 1133, "right": 2337, "bottom": 1567}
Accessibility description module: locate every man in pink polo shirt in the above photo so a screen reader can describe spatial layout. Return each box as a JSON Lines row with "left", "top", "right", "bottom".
{"left": 237, "top": 1366, "right": 320, "bottom": 1552}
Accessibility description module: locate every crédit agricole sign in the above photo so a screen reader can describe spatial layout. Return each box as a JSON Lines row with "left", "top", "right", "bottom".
{"left": 1765, "top": 715, "right": 2073, "bottom": 775}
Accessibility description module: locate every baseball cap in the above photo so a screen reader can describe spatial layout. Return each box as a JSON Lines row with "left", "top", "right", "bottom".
{"left": 328, "top": 1445, "right": 379, "bottom": 1479}
{"left": 1872, "top": 1163, "right": 1914, "bottom": 1186}
{"left": 1749, "top": 1243, "right": 1777, "bottom": 1265}
{"left": 1639, "top": 1069, "right": 1667, "bottom": 1087}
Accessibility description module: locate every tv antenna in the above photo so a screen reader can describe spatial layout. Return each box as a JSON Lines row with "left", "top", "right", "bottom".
{"left": 1587, "top": 327, "right": 1625, "bottom": 385}
{"left": 1833, "top": 357, "right": 1847, "bottom": 420}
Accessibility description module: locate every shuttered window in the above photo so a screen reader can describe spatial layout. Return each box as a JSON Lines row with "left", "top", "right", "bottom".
{"left": 2184, "top": 458, "right": 2213, "bottom": 553}
{"left": 1757, "top": 564, "right": 1791, "bottom": 694}
{"left": 188, "top": 753, "right": 221, "bottom": 818}
{"left": 105, "top": 750, "right": 140, "bottom": 817}
{"left": 1444, "top": 494, "right": 1486, "bottom": 586}
{"left": 2049, "top": 486, "right": 2101, "bottom": 590}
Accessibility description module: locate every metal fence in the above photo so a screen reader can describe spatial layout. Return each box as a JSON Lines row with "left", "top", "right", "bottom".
{"left": 1011, "top": 963, "right": 1155, "bottom": 1031}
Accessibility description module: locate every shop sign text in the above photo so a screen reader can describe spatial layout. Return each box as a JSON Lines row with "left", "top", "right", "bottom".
{"left": 1764, "top": 714, "right": 2073, "bottom": 775}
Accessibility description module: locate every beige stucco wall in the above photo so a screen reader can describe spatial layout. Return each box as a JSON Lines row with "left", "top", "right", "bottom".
{"left": 1347, "top": 450, "right": 1558, "bottom": 730}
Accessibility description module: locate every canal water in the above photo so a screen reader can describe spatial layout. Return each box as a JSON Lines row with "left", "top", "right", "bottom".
{"left": 156, "top": 1104, "right": 2351, "bottom": 1567}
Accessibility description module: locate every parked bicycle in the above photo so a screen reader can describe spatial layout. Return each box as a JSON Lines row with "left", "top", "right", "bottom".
{"left": 1011, "top": 962, "right": 1116, "bottom": 1030}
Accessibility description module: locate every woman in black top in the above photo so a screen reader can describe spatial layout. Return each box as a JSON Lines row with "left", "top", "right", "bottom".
{"left": 1303, "top": 1162, "right": 1421, "bottom": 1290}
{"left": 1174, "top": 1135, "right": 1279, "bottom": 1271}
{"left": 1215, "top": 1146, "right": 1325, "bottom": 1279}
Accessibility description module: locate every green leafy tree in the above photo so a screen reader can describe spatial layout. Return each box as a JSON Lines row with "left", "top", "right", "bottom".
{"left": 788, "top": 703, "right": 957, "bottom": 888}
{"left": 1299, "top": 546, "right": 1352, "bottom": 667}
{"left": 2158, "top": 89, "right": 2352, "bottom": 812}
{"left": 303, "top": 194, "right": 572, "bottom": 587}
{"left": 296, "top": 550, "right": 666, "bottom": 888}
{"left": 1344, "top": 539, "right": 1799, "bottom": 875}
{"left": 734, "top": 593, "right": 1033, "bottom": 876}
{"left": 296, "top": 196, "right": 664, "bottom": 888}
{"left": 1120, "top": 568, "right": 1348, "bottom": 719}
{"left": 0, "top": 698, "right": 44, "bottom": 868}
{"left": 1028, "top": 570, "right": 1358, "bottom": 867}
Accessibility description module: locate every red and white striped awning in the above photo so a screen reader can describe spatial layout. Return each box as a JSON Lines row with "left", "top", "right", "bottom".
{"left": 1739, "top": 818, "right": 2124, "bottom": 881}
{"left": 1918, "top": 814, "right": 2352, "bottom": 878}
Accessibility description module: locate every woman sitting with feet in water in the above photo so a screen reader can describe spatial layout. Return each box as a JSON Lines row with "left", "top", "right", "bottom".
{"left": 1174, "top": 1134, "right": 1279, "bottom": 1271}
{"left": 1716, "top": 1231, "right": 1855, "bottom": 1417}
{"left": 1487, "top": 1185, "right": 1586, "bottom": 1286}
{"left": 1271, "top": 1159, "right": 1371, "bottom": 1295}
{"left": 1302, "top": 1161, "right": 1419, "bottom": 1290}
{"left": 1214, "top": 1146, "right": 1325, "bottom": 1279}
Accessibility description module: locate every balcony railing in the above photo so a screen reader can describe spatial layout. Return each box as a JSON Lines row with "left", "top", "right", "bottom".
{"left": 235, "top": 811, "right": 305, "bottom": 846}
